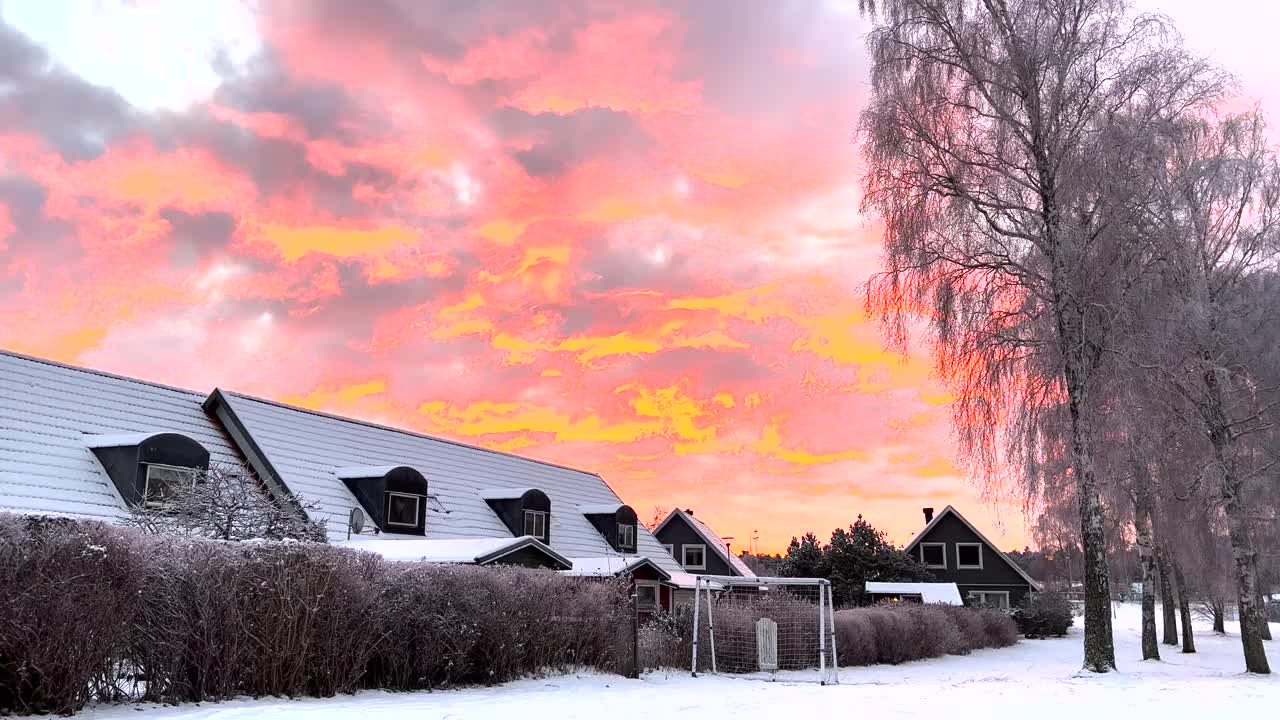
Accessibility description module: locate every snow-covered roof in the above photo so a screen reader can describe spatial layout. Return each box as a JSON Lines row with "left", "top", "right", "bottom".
{"left": 340, "top": 535, "right": 571, "bottom": 569}
{"left": 578, "top": 503, "right": 626, "bottom": 515}
{"left": 480, "top": 487, "right": 538, "bottom": 500}
{"left": 562, "top": 555, "right": 671, "bottom": 581}
{"left": 866, "top": 582, "right": 964, "bottom": 605}
{"left": 206, "top": 390, "right": 683, "bottom": 574}
{"left": 653, "top": 508, "right": 756, "bottom": 577}
{"left": 83, "top": 431, "right": 189, "bottom": 448}
{"left": 0, "top": 349, "right": 246, "bottom": 522}
{"left": 904, "top": 505, "right": 1042, "bottom": 590}
{"left": 335, "top": 465, "right": 414, "bottom": 480}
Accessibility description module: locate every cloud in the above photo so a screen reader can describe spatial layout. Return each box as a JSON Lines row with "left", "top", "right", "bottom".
{"left": 0, "top": 1, "right": 1027, "bottom": 552}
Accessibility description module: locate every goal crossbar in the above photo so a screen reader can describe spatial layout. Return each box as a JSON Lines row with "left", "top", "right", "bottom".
{"left": 691, "top": 575, "right": 839, "bottom": 684}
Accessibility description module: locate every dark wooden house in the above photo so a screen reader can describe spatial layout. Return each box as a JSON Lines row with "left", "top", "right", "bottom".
{"left": 903, "top": 505, "right": 1040, "bottom": 608}
{"left": 652, "top": 508, "right": 755, "bottom": 577}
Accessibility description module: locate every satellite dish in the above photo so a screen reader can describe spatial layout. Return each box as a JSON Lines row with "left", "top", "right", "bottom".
{"left": 348, "top": 507, "right": 366, "bottom": 537}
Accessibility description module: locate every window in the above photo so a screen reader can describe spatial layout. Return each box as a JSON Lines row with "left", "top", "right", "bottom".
{"left": 968, "top": 590, "right": 1010, "bottom": 609}
{"left": 523, "top": 509, "right": 548, "bottom": 540}
{"left": 663, "top": 543, "right": 675, "bottom": 558}
{"left": 683, "top": 544, "right": 706, "bottom": 570}
{"left": 385, "top": 491, "right": 422, "bottom": 527}
{"left": 956, "top": 543, "right": 983, "bottom": 569}
{"left": 143, "top": 464, "right": 198, "bottom": 507}
{"left": 920, "top": 542, "right": 947, "bottom": 569}
{"left": 635, "top": 581, "right": 660, "bottom": 611}
{"left": 618, "top": 523, "right": 636, "bottom": 550}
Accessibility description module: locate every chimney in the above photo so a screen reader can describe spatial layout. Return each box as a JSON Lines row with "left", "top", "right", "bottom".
{"left": 684, "top": 508, "right": 693, "bottom": 515}
{"left": 923, "top": 507, "right": 934, "bottom": 524}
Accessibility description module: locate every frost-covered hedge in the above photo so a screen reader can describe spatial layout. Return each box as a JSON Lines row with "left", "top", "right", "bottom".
{"left": 0, "top": 514, "right": 629, "bottom": 716}
{"left": 639, "top": 596, "right": 1017, "bottom": 672}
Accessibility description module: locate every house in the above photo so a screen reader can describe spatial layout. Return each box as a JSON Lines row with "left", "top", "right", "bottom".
{"left": 652, "top": 507, "right": 755, "bottom": 578}
{"left": 903, "top": 505, "right": 1040, "bottom": 608}
{"left": 0, "top": 349, "right": 686, "bottom": 606}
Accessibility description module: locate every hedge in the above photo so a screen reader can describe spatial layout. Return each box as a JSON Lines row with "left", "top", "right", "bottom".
{"left": 639, "top": 596, "right": 1017, "bottom": 672}
{"left": 0, "top": 514, "right": 630, "bottom": 715}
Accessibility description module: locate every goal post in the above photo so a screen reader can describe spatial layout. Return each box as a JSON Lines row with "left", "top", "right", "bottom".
{"left": 691, "top": 576, "right": 839, "bottom": 685}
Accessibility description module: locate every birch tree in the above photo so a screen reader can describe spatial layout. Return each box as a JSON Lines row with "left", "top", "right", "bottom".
{"left": 857, "top": 0, "right": 1230, "bottom": 671}
{"left": 1136, "top": 111, "right": 1280, "bottom": 672}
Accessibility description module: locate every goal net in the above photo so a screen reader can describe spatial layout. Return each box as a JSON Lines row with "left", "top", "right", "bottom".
{"left": 691, "top": 576, "right": 838, "bottom": 684}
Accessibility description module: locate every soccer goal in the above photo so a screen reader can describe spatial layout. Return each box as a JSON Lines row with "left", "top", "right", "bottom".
{"left": 691, "top": 576, "right": 839, "bottom": 685}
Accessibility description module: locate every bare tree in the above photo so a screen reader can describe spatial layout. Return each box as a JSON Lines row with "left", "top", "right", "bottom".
{"left": 1133, "top": 111, "right": 1280, "bottom": 672}
{"left": 125, "top": 464, "right": 326, "bottom": 542}
{"left": 856, "top": 0, "right": 1230, "bottom": 671}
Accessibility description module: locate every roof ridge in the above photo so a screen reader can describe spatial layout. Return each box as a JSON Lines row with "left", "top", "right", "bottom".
{"left": 0, "top": 348, "right": 206, "bottom": 398}
{"left": 217, "top": 389, "right": 608, "bottom": 479}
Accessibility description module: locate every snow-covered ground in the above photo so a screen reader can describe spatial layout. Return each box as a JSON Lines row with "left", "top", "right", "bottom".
{"left": 82, "top": 603, "right": 1278, "bottom": 719}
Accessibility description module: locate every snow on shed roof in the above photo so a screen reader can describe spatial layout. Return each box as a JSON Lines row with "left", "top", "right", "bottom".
{"left": 653, "top": 508, "right": 756, "bottom": 577}
{"left": 866, "top": 582, "right": 964, "bottom": 605}
{"left": 206, "top": 390, "right": 682, "bottom": 574}
{"left": 0, "top": 349, "right": 245, "bottom": 522}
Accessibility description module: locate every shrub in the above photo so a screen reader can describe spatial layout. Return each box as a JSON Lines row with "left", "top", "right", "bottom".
{"left": 0, "top": 513, "right": 630, "bottom": 715}
{"left": 0, "top": 516, "right": 141, "bottom": 715}
{"left": 1014, "top": 591, "right": 1074, "bottom": 638}
{"left": 831, "top": 603, "right": 1018, "bottom": 666}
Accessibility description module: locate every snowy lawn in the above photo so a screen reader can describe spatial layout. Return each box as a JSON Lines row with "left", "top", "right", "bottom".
{"left": 82, "top": 603, "right": 1278, "bottom": 719}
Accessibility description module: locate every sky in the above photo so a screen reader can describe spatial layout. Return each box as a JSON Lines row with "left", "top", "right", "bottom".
{"left": 0, "top": 0, "right": 1275, "bottom": 554}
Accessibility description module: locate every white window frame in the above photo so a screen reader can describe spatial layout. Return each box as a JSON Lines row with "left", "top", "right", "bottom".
{"left": 385, "top": 491, "right": 423, "bottom": 528}
{"left": 956, "top": 542, "right": 984, "bottom": 569}
{"left": 968, "top": 590, "right": 1010, "bottom": 609}
{"left": 635, "top": 580, "right": 661, "bottom": 611}
{"left": 618, "top": 523, "right": 636, "bottom": 550}
{"left": 683, "top": 543, "right": 707, "bottom": 570}
{"left": 920, "top": 542, "right": 948, "bottom": 569}
{"left": 143, "top": 464, "right": 198, "bottom": 507}
{"left": 663, "top": 543, "right": 675, "bottom": 558}
{"left": 523, "top": 509, "right": 548, "bottom": 539}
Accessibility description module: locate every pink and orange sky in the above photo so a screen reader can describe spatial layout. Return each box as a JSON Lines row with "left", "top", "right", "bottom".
{"left": 1, "top": 0, "right": 1275, "bottom": 553}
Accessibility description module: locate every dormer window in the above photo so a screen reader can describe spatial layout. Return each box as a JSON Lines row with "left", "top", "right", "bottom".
{"left": 386, "top": 491, "right": 422, "bottom": 528}
{"left": 482, "top": 488, "right": 551, "bottom": 543}
{"left": 144, "top": 464, "right": 199, "bottom": 507}
{"left": 581, "top": 503, "right": 639, "bottom": 554}
{"left": 618, "top": 522, "right": 636, "bottom": 551}
{"left": 337, "top": 465, "right": 429, "bottom": 536}
{"left": 85, "top": 432, "right": 210, "bottom": 508}
{"left": 523, "top": 509, "right": 548, "bottom": 539}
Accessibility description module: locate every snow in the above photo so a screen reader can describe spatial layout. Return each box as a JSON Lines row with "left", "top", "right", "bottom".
{"left": 577, "top": 503, "right": 625, "bottom": 515}
{"left": 563, "top": 555, "right": 668, "bottom": 578}
{"left": 479, "top": 487, "right": 537, "bottom": 500}
{"left": 338, "top": 536, "right": 531, "bottom": 563}
{"left": 82, "top": 432, "right": 182, "bottom": 448}
{"left": 78, "top": 603, "right": 1278, "bottom": 719}
{"left": 865, "top": 581, "right": 963, "bottom": 604}
{"left": 333, "top": 466, "right": 407, "bottom": 480}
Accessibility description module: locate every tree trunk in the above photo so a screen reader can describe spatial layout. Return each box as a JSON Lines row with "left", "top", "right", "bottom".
{"left": 1255, "top": 580, "right": 1272, "bottom": 641}
{"left": 1134, "top": 476, "right": 1160, "bottom": 660}
{"left": 1170, "top": 555, "right": 1196, "bottom": 654}
{"left": 1158, "top": 549, "right": 1178, "bottom": 645}
{"left": 1212, "top": 601, "right": 1226, "bottom": 634}
{"left": 1202, "top": 361, "right": 1270, "bottom": 672}
{"left": 1065, "top": 373, "right": 1115, "bottom": 672}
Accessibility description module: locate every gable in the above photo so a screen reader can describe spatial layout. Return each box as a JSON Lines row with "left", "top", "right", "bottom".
{"left": 0, "top": 350, "right": 245, "bottom": 521}
{"left": 209, "top": 390, "right": 682, "bottom": 574}
{"left": 653, "top": 509, "right": 755, "bottom": 577}
{"left": 907, "top": 507, "right": 1039, "bottom": 589}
